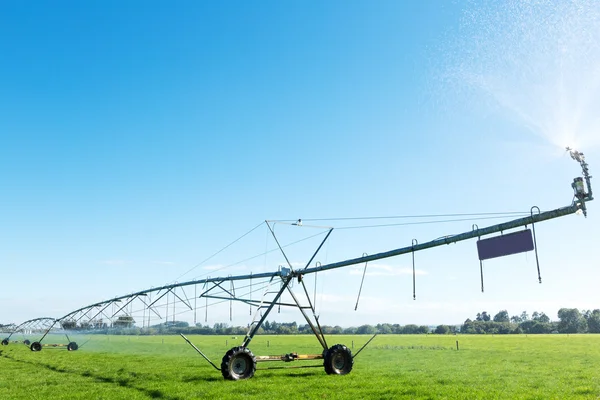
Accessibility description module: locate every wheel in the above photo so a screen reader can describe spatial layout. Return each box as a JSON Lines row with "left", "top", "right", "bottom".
{"left": 323, "top": 344, "right": 353, "bottom": 375}
{"left": 220, "top": 346, "right": 257, "bottom": 380}
{"left": 23, "top": 340, "right": 31, "bottom": 345}
{"left": 30, "top": 342, "right": 42, "bottom": 352}
{"left": 67, "top": 342, "right": 79, "bottom": 351}
{"left": 1, "top": 339, "right": 8, "bottom": 346}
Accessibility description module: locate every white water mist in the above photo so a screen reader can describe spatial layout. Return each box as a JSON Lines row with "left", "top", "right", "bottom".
{"left": 444, "top": 0, "right": 600, "bottom": 150}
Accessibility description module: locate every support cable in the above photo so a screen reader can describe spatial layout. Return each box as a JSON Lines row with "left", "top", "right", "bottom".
{"left": 275, "top": 211, "right": 529, "bottom": 223}
{"left": 174, "top": 221, "right": 264, "bottom": 282}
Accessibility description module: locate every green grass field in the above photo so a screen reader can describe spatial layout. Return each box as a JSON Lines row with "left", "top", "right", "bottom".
{"left": 1, "top": 334, "right": 599, "bottom": 399}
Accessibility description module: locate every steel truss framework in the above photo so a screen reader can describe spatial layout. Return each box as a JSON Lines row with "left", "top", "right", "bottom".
{"left": 0, "top": 317, "right": 79, "bottom": 350}
{"left": 13, "top": 149, "right": 593, "bottom": 379}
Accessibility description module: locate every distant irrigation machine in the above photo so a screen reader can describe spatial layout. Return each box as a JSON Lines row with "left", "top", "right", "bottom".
{"left": 16, "top": 148, "right": 593, "bottom": 380}
{"left": 1, "top": 317, "right": 80, "bottom": 351}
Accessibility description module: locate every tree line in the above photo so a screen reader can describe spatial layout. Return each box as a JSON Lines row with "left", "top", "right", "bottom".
{"left": 455, "top": 308, "right": 600, "bottom": 335}
{"left": 71, "top": 320, "right": 432, "bottom": 336}
{"left": 55, "top": 308, "right": 600, "bottom": 335}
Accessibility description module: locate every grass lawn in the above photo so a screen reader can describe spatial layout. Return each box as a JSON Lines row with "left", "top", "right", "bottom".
{"left": 1, "top": 334, "right": 599, "bottom": 399}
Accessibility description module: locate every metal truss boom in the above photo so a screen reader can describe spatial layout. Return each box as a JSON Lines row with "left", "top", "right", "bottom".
{"left": 299, "top": 203, "right": 585, "bottom": 276}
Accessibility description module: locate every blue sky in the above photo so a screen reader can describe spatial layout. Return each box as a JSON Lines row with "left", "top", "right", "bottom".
{"left": 1, "top": 0, "right": 599, "bottom": 328}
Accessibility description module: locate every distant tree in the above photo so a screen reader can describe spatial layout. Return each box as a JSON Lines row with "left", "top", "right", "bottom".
{"left": 418, "top": 326, "right": 430, "bottom": 334}
{"left": 520, "top": 311, "right": 529, "bottom": 322}
{"left": 331, "top": 326, "right": 344, "bottom": 334}
{"left": 276, "top": 322, "right": 298, "bottom": 334}
{"left": 557, "top": 308, "right": 586, "bottom": 333}
{"left": 510, "top": 315, "right": 522, "bottom": 324}
{"left": 519, "top": 320, "right": 553, "bottom": 334}
{"left": 401, "top": 324, "right": 420, "bottom": 334}
{"left": 461, "top": 319, "right": 475, "bottom": 334}
{"left": 475, "top": 311, "right": 491, "bottom": 322}
{"left": 532, "top": 312, "right": 550, "bottom": 324}
{"left": 213, "top": 322, "right": 229, "bottom": 334}
{"left": 493, "top": 310, "right": 510, "bottom": 323}
{"left": 357, "top": 324, "right": 376, "bottom": 334}
{"left": 512, "top": 325, "right": 523, "bottom": 334}
{"left": 584, "top": 309, "right": 600, "bottom": 333}
{"left": 268, "top": 321, "right": 280, "bottom": 333}
{"left": 276, "top": 325, "right": 293, "bottom": 334}
{"left": 377, "top": 323, "right": 393, "bottom": 334}
{"left": 194, "top": 324, "right": 213, "bottom": 334}
{"left": 434, "top": 325, "right": 450, "bottom": 334}
{"left": 494, "top": 322, "right": 513, "bottom": 334}
{"left": 321, "top": 326, "right": 333, "bottom": 334}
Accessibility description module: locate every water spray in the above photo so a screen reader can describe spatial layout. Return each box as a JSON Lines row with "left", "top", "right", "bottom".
{"left": 567, "top": 147, "right": 593, "bottom": 217}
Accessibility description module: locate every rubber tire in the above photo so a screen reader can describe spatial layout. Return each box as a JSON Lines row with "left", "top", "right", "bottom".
{"left": 67, "top": 342, "right": 79, "bottom": 351}
{"left": 1, "top": 339, "right": 8, "bottom": 346}
{"left": 323, "top": 344, "right": 353, "bottom": 375}
{"left": 30, "top": 342, "right": 42, "bottom": 352}
{"left": 23, "top": 340, "right": 31, "bottom": 345}
{"left": 220, "top": 346, "right": 257, "bottom": 380}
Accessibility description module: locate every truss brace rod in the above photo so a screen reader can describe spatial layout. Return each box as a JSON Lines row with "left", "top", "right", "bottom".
{"left": 230, "top": 279, "right": 234, "bottom": 321}
{"left": 111, "top": 296, "right": 138, "bottom": 319}
{"left": 242, "top": 276, "right": 294, "bottom": 348}
{"left": 412, "top": 239, "right": 418, "bottom": 300}
{"left": 149, "top": 289, "right": 171, "bottom": 309}
{"left": 267, "top": 222, "right": 294, "bottom": 271}
{"left": 354, "top": 253, "right": 368, "bottom": 311}
{"left": 298, "top": 230, "right": 332, "bottom": 315}
{"left": 531, "top": 206, "right": 542, "bottom": 284}
{"left": 38, "top": 320, "right": 59, "bottom": 343}
{"left": 302, "top": 228, "right": 334, "bottom": 271}
{"left": 177, "top": 285, "right": 194, "bottom": 310}
{"left": 180, "top": 334, "right": 220, "bottom": 371}
{"left": 170, "top": 288, "right": 193, "bottom": 311}
{"left": 300, "top": 204, "right": 582, "bottom": 276}
{"left": 353, "top": 333, "right": 378, "bottom": 359}
{"left": 284, "top": 280, "right": 328, "bottom": 350}
{"left": 86, "top": 303, "right": 117, "bottom": 326}
{"left": 199, "top": 280, "right": 227, "bottom": 297}
{"left": 313, "top": 263, "right": 320, "bottom": 310}
{"left": 137, "top": 296, "right": 162, "bottom": 319}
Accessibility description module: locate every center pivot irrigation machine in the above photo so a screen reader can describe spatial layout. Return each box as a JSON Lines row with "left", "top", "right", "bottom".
{"left": 19, "top": 149, "right": 593, "bottom": 380}
{"left": 1, "top": 317, "right": 80, "bottom": 351}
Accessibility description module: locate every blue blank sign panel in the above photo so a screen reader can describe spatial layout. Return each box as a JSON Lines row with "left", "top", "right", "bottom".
{"left": 477, "top": 229, "right": 534, "bottom": 261}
